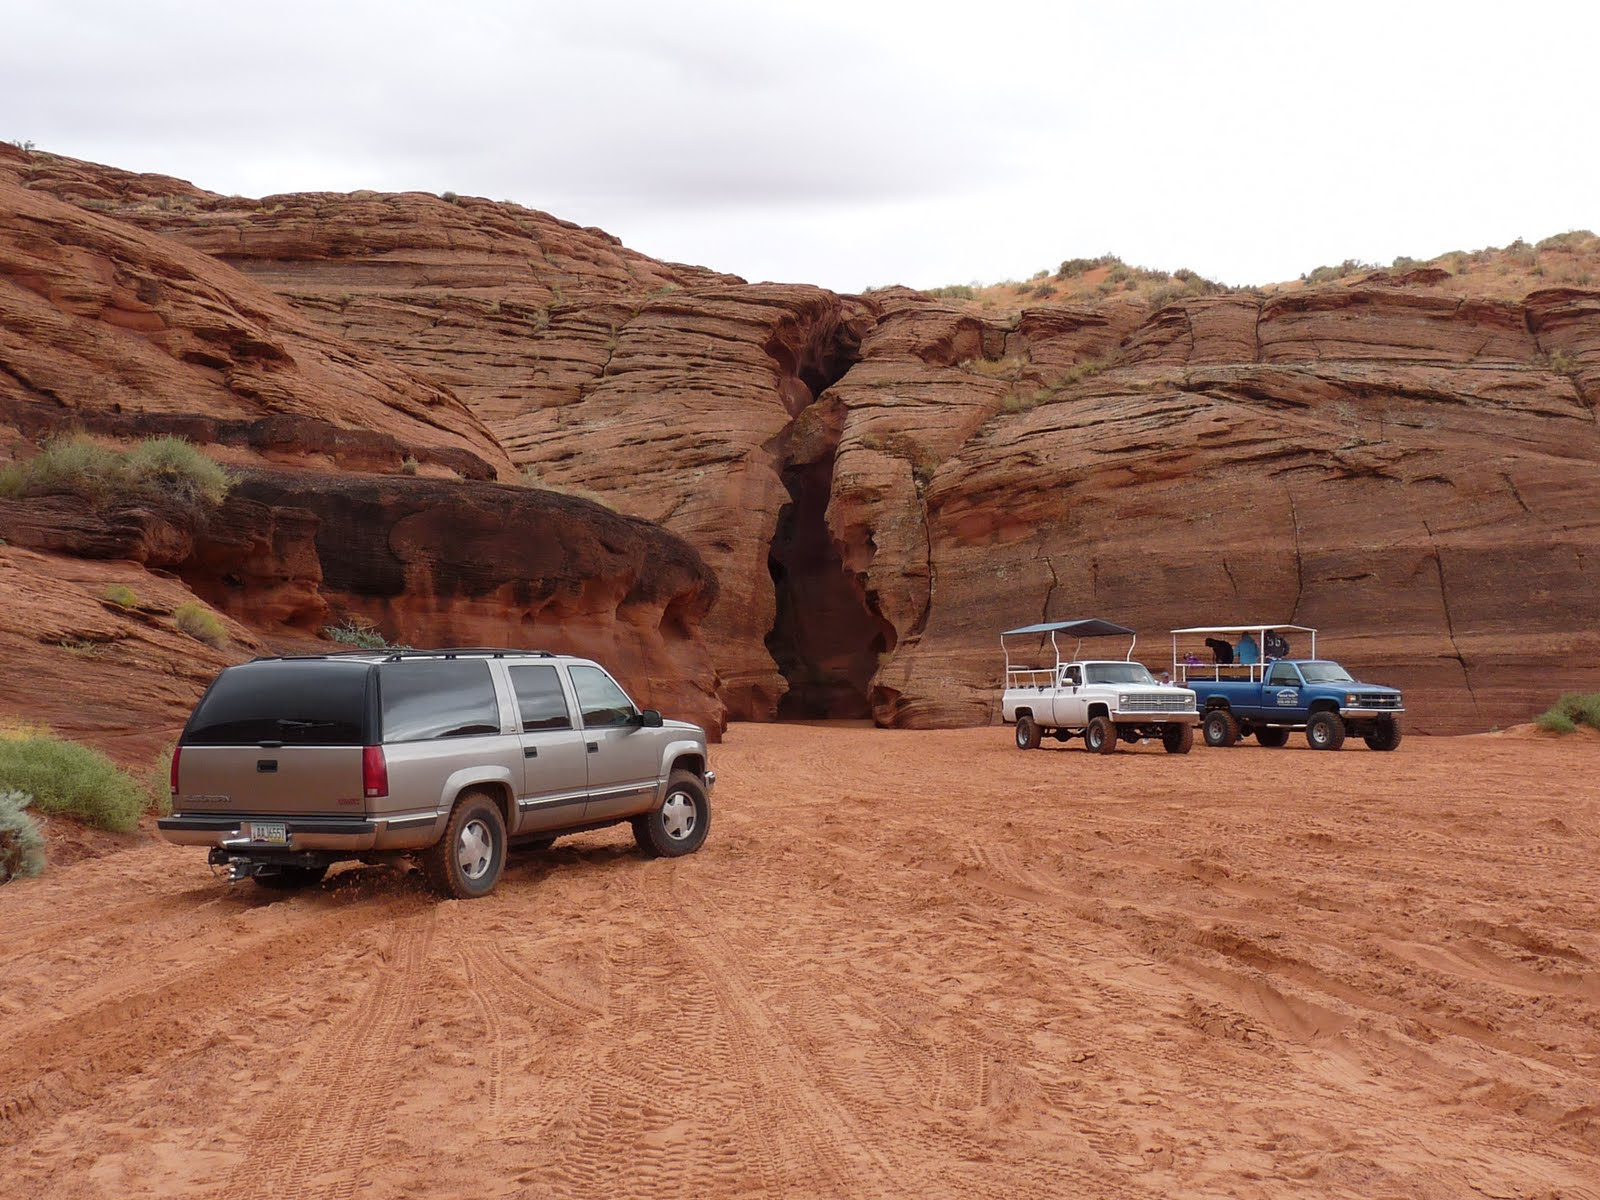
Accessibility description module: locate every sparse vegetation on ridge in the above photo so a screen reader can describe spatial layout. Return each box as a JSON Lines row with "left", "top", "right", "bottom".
{"left": 1534, "top": 692, "right": 1600, "bottom": 734}
{"left": 324, "top": 616, "right": 409, "bottom": 651}
{"left": 174, "top": 602, "right": 228, "bottom": 648}
{"left": 0, "top": 435, "right": 233, "bottom": 507}
{"left": 0, "top": 730, "right": 147, "bottom": 833}
{"left": 103, "top": 584, "right": 141, "bottom": 609}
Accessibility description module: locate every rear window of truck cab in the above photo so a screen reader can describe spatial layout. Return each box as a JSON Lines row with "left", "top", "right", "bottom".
{"left": 183, "top": 660, "right": 371, "bottom": 745}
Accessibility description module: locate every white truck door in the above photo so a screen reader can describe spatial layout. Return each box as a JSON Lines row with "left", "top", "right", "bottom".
{"left": 1052, "top": 664, "right": 1087, "bottom": 726}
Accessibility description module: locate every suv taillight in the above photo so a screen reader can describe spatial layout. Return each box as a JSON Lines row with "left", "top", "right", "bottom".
{"left": 362, "top": 745, "right": 389, "bottom": 799}
{"left": 169, "top": 745, "right": 182, "bottom": 797}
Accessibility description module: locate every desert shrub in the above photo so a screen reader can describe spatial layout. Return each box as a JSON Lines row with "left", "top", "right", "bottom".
{"left": 927, "top": 284, "right": 977, "bottom": 300}
{"left": 0, "top": 734, "right": 145, "bottom": 832}
{"left": 0, "top": 435, "right": 231, "bottom": 506}
{"left": 1057, "top": 254, "right": 1119, "bottom": 279}
{"left": 1536, "top": 692, "right": 1600, "bottom": 733}
{"left": 324, "top": 616, "right": 405, "bottom": 651}
{"left": 0, "top": 788, "right": 46, "bottom": 882}
{"left": 123, "top": 436, "right": 232, "bottom": 505}
{"left": 103, "top": 583, "right": 140, "bottom": 609}
{"left": 174, "top": 601, "right": 227, "bottom": 648}
{"left": 399, "top": 455, "right": 420, "bottom": 475}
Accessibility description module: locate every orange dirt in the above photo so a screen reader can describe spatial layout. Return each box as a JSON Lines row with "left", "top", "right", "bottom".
{"left": 3, "top": 724, "right": 1598, "bottom": 1198}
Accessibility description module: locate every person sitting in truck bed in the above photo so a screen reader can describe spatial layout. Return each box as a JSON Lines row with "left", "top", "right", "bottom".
{"left": 1237, "top": 633, "right": 1260, "bottom": 665}
{"left": 1264, "top": 630, "right": 1289, "bottom": 659}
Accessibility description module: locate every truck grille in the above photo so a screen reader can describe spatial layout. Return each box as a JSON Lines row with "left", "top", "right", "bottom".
{"left": 1120, "top": 694, "right": 1194, "bottom": 713}
{"left": 1351, "top": 693, "right": 1402, "bottom": 709}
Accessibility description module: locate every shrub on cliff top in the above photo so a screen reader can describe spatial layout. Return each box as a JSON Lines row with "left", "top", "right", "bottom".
{"left": 1535, "top": 692, "right": 1600, "bottom": 734}
{"left": 0, "top": 733, "right": 145, "bottom": 833}
{"left": 0, "top": 435, "right": 232, "bottom": 506}
{"left": 0, "top": 789, "right": 46, "bottom": 882}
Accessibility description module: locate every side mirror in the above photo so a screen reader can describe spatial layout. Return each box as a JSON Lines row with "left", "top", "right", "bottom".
{"left": 638, "top": 708, "right": 664, "bottom": 728}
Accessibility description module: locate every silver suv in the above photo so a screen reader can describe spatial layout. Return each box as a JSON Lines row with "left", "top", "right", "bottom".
{"left": 159, "top": 648, "right": 715, "bottom": 898}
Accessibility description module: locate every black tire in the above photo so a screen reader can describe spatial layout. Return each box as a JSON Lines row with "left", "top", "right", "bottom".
{"left": 1162, "top": 723, "right": 1194, "bottom": 754}
{"left": 1202, "top": 709, "right": 1240, "bottom": 748}
{"left": 1015, "top": 716, "right": 1042, "bottom": 750}
{"left": 253, "top": 864, "right": 328, "bottom": 891}
{"left": 1364, "top": 718, "right": 1403, "bottom": 752}
{"left": 1084, "top": 715, "right": 1118, "bottom": 754}
{"left": 1256, "top": 727, "right": 1291, "bottom": 748}
{"left": 423, "top": 790, "right": 507, "bottom": 898}
{"left": 633, "top": 770, "right": 711, "bottom": 858}
{"left": 1306, "top": 711, "right": 1346, "bottom": 751}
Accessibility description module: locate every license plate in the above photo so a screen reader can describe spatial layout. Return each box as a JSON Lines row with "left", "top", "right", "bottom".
{"left": 249, "top": 821, "right": 288, "bottom": 845}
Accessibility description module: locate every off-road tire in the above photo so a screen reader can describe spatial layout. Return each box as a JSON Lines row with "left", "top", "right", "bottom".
{"left": 424, "top": 790, "right": 507, "bottom": 899}
{"left": 253, "top": 864, "right": 328, "bottom": 891}
{"left": 1162, "top": 723, "right": 1194, "bottom": 754}
{"left": 1306, "top": 711, "right": 1346, "bottom": 751}
{"left": 633, "top": 770, "right": 711, "bottom": 858}
{"left": 1015, "top": 716, "right": 1042, "bottom": 750}
{"left": 1202, "top": 709, "right": 1240, "bottom": 748}
{"left": 1084, "top": 715, "right": 1118, "bottom": 754}
{"left": 1364, "top": 718, "right": 1403, "bottom": 752}
{"left": 1256, "top": 726, "right": 1291, "bottom": 748}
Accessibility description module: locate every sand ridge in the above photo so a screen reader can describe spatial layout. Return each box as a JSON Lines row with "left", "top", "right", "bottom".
{"left": 2, "top": 725, "right": 1598, "bottom": 1198}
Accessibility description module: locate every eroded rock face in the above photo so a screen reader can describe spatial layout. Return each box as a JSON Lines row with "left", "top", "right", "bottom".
{"left": 184, "top": 472, "right": 725, "bottom": 735}
{"left": 12, "top": 146, "right": 1599, "bottom": 734}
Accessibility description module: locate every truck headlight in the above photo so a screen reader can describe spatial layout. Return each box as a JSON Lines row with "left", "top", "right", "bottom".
{"left": 1345, "top": 693, "right": 1357, "bottom": 705}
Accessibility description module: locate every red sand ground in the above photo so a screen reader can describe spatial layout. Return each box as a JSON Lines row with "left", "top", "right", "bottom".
{"left": 3, "top": 724, "right": 1598, "bottom": 1199}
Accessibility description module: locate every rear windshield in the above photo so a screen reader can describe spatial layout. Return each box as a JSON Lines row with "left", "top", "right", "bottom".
{"left": 184, "top": 661, "right": 371, "bottom": 746}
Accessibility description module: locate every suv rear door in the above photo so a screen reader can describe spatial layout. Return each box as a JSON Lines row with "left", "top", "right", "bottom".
{"left": 177, "top": 659, "right": 372, "bottom": 816}
{"left": 506, "top": 662, "right": 590, "bottom": 833}
{"left": 568, "top": 663, "right": 661, "bottom": 821}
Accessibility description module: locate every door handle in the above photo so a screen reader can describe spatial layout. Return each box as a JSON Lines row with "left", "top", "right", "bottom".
{"left": 524, "top": 747, "right": 538, "bottom": 758}
{"left": 587, "top": 742, "right": 599, "bottom": 754}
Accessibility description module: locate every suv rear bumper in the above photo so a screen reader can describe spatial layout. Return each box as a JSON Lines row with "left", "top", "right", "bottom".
{"left": 158, "top": 814, "right": 380, "bottom": 853}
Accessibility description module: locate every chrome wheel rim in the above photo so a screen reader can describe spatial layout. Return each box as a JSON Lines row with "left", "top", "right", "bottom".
{"left": 457, "top": 817, "right": 494, "bottom": 880}
{"left": 661, "top": 791, "right": 698, "bottom": 841}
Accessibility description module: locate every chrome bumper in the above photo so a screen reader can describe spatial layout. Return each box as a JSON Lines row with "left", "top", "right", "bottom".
{"left": 1112, "top": 710, "right": 1200, "bottom": 724}
{"left": 1340, "top": 707, "right": 1405, "bottom": 719}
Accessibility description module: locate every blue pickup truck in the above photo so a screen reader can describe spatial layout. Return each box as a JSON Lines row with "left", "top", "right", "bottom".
{"left": 1171, "top": 625, "right": 1405, "bottom": 751}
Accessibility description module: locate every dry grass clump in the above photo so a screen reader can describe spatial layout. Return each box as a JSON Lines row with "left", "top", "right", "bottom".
{"left": 0, "top": 435, "right": 232, "bottom": 506}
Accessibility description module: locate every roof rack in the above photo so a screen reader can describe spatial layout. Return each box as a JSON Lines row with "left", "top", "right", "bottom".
{"left": 379, "top": 647, "right": 556, "bottom": 661}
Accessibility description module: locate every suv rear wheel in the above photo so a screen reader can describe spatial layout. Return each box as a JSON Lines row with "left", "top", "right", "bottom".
{"left": 633, "top": 770, "right": 711, "bottom": 858}
{"left": 424, "top": 790, "right": 507, "bottom": 899}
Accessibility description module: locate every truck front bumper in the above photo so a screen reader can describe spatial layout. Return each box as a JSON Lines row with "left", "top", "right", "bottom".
{"left": 1111, "top": 710, "right": 1201, "bottom": 724}
{"left": 1339, "top": 707, "right": 1405, "bottom": 720}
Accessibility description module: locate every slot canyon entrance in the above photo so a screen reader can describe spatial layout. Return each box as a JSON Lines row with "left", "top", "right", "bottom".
{"left": 765, "top": 450, "right": 893, "bottom": 720}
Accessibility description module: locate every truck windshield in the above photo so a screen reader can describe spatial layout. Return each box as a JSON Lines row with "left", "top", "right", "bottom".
{"left": 1298, "top": 662, "right": 1355, "bottom": 684}
{"left": 1084, "top": 663, "right": 1155, "bottom": 685}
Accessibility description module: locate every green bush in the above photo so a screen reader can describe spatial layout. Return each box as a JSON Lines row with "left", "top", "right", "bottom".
{"left": 174, "top": 601, "right": 227, "bottom": 648}
{"left": 104, "top": 583, "right": 140, "bottom": 609}
{"left": 0, "top": 435, "right": 232, "bottom": 506}
{"left": 0, "top": 735, "right": 145, "bottom": 832}
{"left": 1536, "top": 692, "right": 1600, "bottom": 733}
{"left": 142, "top": 744, "right": 175, "bottom": 817}
{"left": 0, "top": 788, "right": 46, "bottom": 882}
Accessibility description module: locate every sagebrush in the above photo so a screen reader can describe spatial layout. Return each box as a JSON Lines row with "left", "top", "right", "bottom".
{"left": 0, "top": 788, "right": 46, "bottom": 882}
{"left": 0, "top": 733, "right": 145, "bottom": 832}
{"left": 174, "top": 601, "right": 227, "bottom": 647}
{"left": 1535, "top": 692, "right": 1600, "bottom": 734}
{"left": 0, "top": 435, "right": 232, "bottom": 506}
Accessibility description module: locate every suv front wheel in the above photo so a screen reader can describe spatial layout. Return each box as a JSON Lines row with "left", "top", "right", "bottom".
{"left": 425, "top": 790, "right": 507, "bottom": 898}
{"left": 634, "top": 770, "right": 711, "bottom": 858}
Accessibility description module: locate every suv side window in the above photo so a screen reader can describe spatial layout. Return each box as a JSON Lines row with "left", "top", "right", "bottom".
{"left": 379, "top": 660, "right": 502, "bottom": 742}
{"left": 1267, "top": 662, "right": 1301, "bottom": 687}
{"left": 569, "top": 665, "right": 637, "bottom": 728}
{"left": 509, "top": 664, "right": 574, "bottom": 731}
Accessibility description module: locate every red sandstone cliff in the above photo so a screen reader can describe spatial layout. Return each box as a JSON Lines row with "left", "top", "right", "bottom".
{"left": 7, "top": 144, "right": 1599, "bottom": 736}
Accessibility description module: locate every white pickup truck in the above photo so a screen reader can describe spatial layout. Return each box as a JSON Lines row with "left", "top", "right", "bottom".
{"left": 1000, "top": 619, "right": 1199, "bottom": 754}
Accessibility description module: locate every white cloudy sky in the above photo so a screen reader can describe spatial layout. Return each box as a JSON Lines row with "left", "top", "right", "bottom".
{"left": 6, "top": 0, "right": 1597, "bottom": 292}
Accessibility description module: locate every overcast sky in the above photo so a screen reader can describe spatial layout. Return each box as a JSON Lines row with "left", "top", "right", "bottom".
{"left": 6, "top": 0, "right": 1597, "bottom": 293}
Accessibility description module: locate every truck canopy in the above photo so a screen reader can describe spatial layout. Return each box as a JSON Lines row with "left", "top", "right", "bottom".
{"left": 1002, "top": 618, "right": 1138, "bottom": 682}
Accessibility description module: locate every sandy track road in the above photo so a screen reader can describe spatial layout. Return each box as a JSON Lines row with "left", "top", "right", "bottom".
{"left": 3, "top": 725, "right": 1598, "bottom": 1199}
